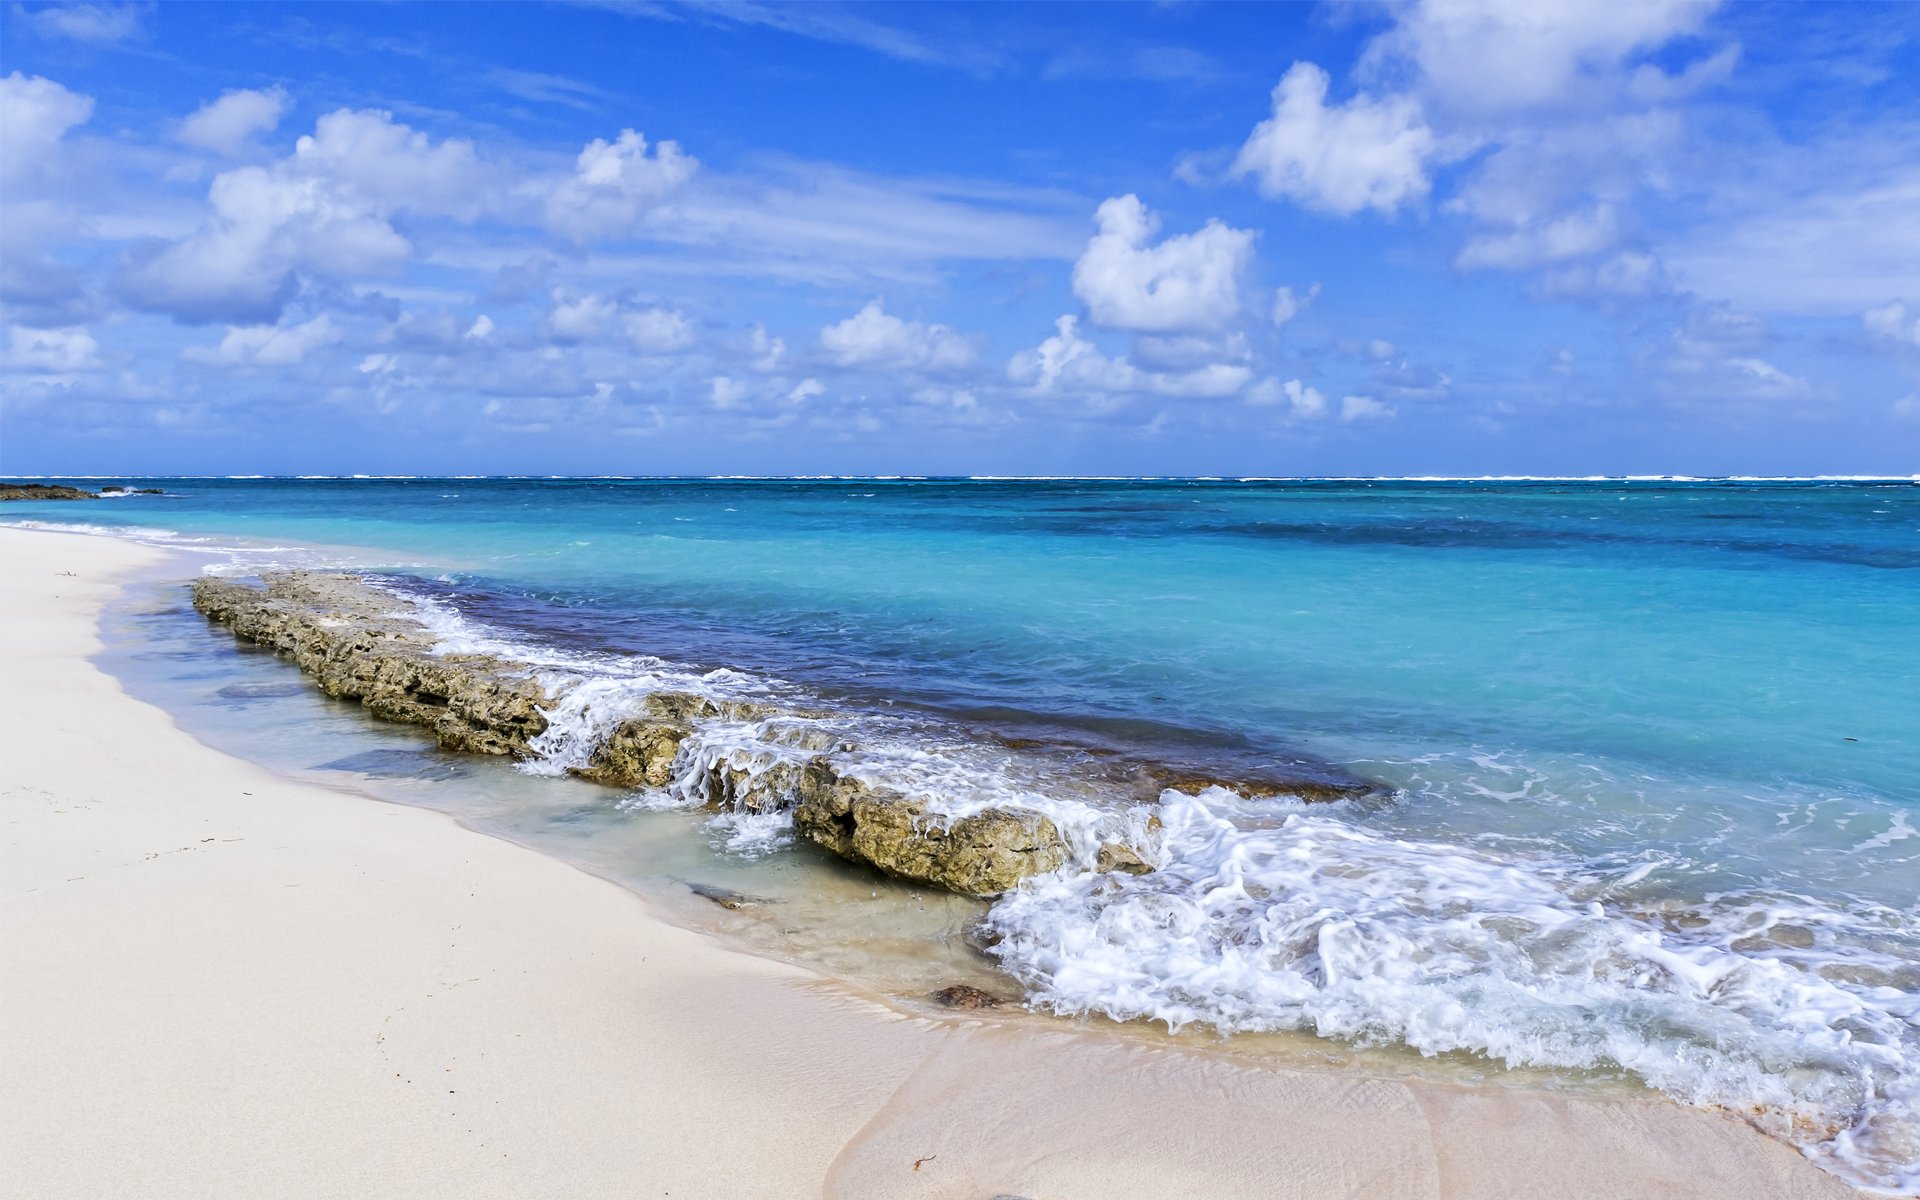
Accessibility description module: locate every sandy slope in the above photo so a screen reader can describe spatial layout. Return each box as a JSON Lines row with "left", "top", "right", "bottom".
{"left": 0, "top": 527, "right": 1858, "bottom": 1199}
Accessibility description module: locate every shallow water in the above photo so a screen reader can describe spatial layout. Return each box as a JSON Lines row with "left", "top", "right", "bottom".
{"left": 16, "top": 476, "right": 1919, "bottom": 1191}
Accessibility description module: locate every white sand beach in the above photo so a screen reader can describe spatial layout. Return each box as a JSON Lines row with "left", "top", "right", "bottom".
{"left": 0, "top": 526, "right": 1861, "bottom": 1199}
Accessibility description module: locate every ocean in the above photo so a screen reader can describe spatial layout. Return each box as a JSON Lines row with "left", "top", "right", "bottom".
{"left": 8, "top": 476, "right": 1917, "bottom": 1192}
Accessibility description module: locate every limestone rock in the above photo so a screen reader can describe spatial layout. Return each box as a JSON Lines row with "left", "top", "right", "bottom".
{"left": 1096, "top": 842, "right": 1154, "bottom": 875}
{"left": 792, "top": 760, "right": 1068, "bottom": 898}
{"left": 191, "top": 573, "right": 546, "bottom": 757}
{"left": 573, "top": 717, "right": 691, "bottom": 789}
{"left": 932, "top": 984, "right": 1004, "bottom": 1009}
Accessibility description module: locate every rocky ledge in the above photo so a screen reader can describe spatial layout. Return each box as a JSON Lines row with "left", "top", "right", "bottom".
{"left": 0, "top": 483, "right": 99, "bottom": 501}
{"left": 191, "top": 571, "right": 1073, "bottom": 897}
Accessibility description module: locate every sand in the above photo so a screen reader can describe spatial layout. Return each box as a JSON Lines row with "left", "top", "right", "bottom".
{"left": 0, "top": 526, "right": 1860, "bottom": 1199}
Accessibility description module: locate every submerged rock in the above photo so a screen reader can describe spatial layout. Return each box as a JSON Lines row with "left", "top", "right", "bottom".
{"left": 931, "top": 983, "right": 1004, "bottom": 1009}
{"left": 792, "top": 760, "right": 1069, "bottom": 898}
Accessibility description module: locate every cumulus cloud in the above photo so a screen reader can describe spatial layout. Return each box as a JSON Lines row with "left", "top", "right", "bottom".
{"left": 1008, "top": 314, "right": 1250, "bottom": 399}
{"left": 748, "top": 324, "right": 786, "bottom": 371}
{"left": 546, "top": 129, "right": 697, "bottom": 241}
{"left": 0, "top": 72, "right": 94, "bottom": 187}
{"left": 819, "top": 300, "right": 976, "bottom": 371}
{"left": 546, "top": 290, "right": 616, "bottom": 341}
{"left": 14, "top": 2, "right": 147, "bottom": 44}
{"left": 124, "top": 108, "right": 489, "bottom": 323}
{"left": 465, "top": 315, "right": 494, "bottom": 340}
{"left": 1369, "top": 0, "right": 1719, "bottom": 115}
{"left": 2, "top": 325, "right": 100, "bottom": 372}
{"left": 708, "top": 374, "right": 750, "bottom": 409}
{"left": 1232, "top": 62, "right": 1434, "bottom": 217}
{"left": 1272, "top": 283, "right": 1319, "bottom": 327}
{"left": 1457, "top": 203, "right": 1619, "bottom": 270}
{"left": 1341, "top": 394, "right": 1394, "bottom": 421}
{"left": 1246, "top": 376, "right": 1327, "bottom": 418}
{"left": 178, "top": 87, "right": 292, "bottom": 156}
{"left": 1070, "top": 195, "right": 1255, "bottom": 333}
{"left": 789, "top": 378, "right": 825, "bottom": 402}
{"left": 183, "top": 314, "right": 339, "bottom": 367}
{"left": 623, "top": 307, "right": 694, "bottom": 354}
{"left": 1864, "top": 301, "right": 1920, "bottom": 347}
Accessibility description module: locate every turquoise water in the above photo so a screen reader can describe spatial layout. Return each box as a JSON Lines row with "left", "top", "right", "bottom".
{"left": 10, "top": 477, "right": 1918, "bottom": 1190}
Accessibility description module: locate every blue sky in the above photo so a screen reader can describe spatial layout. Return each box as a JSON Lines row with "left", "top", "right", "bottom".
{"left": 1, "top": 0, "right": 1916, "bottom": 476}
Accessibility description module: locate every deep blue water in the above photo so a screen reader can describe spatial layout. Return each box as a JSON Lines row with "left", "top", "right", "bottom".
{"left": 9, "top": 476, "right": 1919, "bottom": 1189}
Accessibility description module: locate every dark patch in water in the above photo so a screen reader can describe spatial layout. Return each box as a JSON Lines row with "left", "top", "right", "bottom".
{"left": 684, "top": 880, "right": 776, "bottom": 909}
{"left": 312, "top": 748, "right": 470, "bottom": 781}
{"left": 215, "top": 680, "right": 311, "bottom": 700}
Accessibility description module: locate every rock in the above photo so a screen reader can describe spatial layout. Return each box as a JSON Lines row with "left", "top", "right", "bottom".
{"left": 0, "top": 483, "right": 97, "bottom": 501}
{"left": 1096, "top": 842, "right": 1154, "bottom": 875}
{"left": 931, "top": 984, "right": 1004, "bottom": 1009}
{"left": 191, "top": 572, "right": 547, "bottom": 758}
{"left": 572, "top": 716, "right": 691, "bottom": 789}
{"left": 792, "top": 760, "right": 1069, "bottom": 898}
{"left": 685, "top": 881, "right": 773, "bottom": 910}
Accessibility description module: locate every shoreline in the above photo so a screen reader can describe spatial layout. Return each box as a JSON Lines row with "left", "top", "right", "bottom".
{"left": 0, "top": 526, "right": 1863, "bottom": 1198}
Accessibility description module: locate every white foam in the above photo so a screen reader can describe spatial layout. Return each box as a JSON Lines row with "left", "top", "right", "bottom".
{"left": 982, "top": 791, "right": 1920, "bottom": 1193}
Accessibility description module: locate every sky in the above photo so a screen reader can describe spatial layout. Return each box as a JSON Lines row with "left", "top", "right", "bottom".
{"left": 1, "top": 0, "right": 1917, "bottom": 477}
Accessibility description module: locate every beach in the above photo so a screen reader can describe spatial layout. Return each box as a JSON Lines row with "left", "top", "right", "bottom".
{"left": 0, "top": 525, "right": 1865, "bottom": 1199}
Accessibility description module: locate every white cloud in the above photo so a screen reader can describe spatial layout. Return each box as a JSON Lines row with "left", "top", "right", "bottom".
{"left": 124, "top": 108, "right": 489, "bottom": 323}
{"left": 1724, "top": 357, "right": 1813, "bottom": 399}
{"left": 748, "top": 324, "right": 786, "bottom": 371}
{"left": 1272, "top": 283, "right": 1319, "bottom": 327}
{"left": 819, "top": 300, "right": 976, "bottom": 371}
{"left": 291, "top": 108, "right": 488, "bottom": 218}
{"left": 789, "top": 378, "right": 825, "bottom": 402}
{"left": 465, "top": 315, "right": 494, "bottom": 340}
{"left": 183, "top": 314, "right": 339, "bottom": 367}
{"left": 2, "top": 325, "right": 99, "bottom": 372}
{"left": 1246, "top": 376, "right": 1327, "bottom": 419}
{"left": 546, "top": 129, "right": 697, "bottom": 241}
{"left": 1232, "top": 62, "right": 1434, "bottom": 217}
{"left": 0, "top": 73, "right": 94, "bottom": 187}
{"left": 709, "top": 374, "right": 749, "bottom": 409}
{"left": 1070, "top": 194, "right": 1255, "bottom": 333}
{"left": 1541, "top": 249, "right": 1671, "bottom": 298}
{"left": 1457, "top": 203, "right": 1619, "bottom": 270}
{"left": 1341, "top": 394, "right": 1394, "bottom": 421}
{"left": 178, "top": 87, "right": 292, "bottom": 156}
{"left": 1666, "top": 168, "right": 1920, "bottom": 314}
{"left": 1369, "top": 0, "right": 1719, "bottom": 115}
{"left": 1008, "top": 314, "right": 1250, "bottom": 399}
{"left": 623, "top": 306, "right": 694, "bottom": 354}
{"left": 1864, "top": 301, "right": 1920, "bottom": 347}
{"left": 546, "top": 290, "right": 616, "bottom": 341}
{"left": 15, "top": 2, "right": 146, "bottom": 44}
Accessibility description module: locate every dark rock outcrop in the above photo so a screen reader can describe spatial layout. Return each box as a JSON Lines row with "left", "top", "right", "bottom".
{"left": 0, "top": 483, "right": 97, "bottom": 501}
